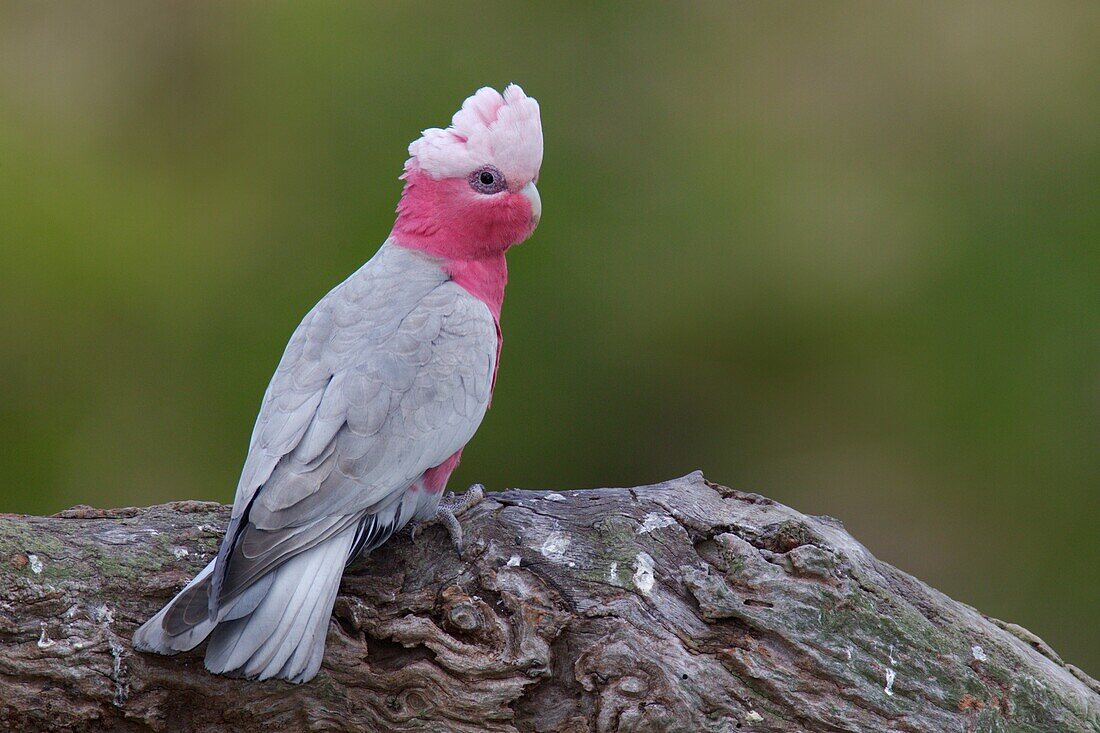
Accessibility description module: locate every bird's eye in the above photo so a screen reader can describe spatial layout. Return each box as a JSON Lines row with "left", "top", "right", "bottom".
{"left": 469, "top": 165, "right": 506, "bottom": 194}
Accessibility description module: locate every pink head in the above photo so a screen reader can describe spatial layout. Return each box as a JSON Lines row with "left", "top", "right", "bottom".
{"left": 391, "top": 84, "right": 543, "bottom": 260}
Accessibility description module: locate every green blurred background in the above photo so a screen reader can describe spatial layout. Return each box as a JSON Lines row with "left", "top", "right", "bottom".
{"left": 1, "top": 3, "right": 1097, "bottom": 672}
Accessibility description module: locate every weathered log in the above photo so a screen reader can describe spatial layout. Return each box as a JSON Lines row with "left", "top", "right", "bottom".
{"left": 0, "top": 472, "right": 1097, "bottom": 732}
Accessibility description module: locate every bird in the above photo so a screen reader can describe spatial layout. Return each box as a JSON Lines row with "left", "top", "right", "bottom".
{"left": 132, "top": 84, "right": 543, "bottom": 684}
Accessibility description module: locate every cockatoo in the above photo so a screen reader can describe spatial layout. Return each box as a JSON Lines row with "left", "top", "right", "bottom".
{"left": 133, "top": 85, "right": 542, "bottom": 684}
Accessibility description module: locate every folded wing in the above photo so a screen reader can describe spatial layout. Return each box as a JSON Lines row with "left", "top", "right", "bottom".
{"left": 154, "top": 244, "right": 495, "bottom": 637}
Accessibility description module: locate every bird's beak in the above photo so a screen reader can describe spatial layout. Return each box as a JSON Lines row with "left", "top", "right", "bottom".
{"left": 521, "top": 181, "right": 541, "bottom": 226}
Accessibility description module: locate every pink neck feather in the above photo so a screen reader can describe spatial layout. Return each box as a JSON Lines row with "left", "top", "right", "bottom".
{"left": 441, "top": 257, "right": 507, "bottom": 322}
{"left": 389, "top": 167, "right": 532, "bottom": 322}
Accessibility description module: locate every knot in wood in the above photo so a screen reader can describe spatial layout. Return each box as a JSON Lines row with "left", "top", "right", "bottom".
{"left": 446, "top": 601, "right": 480, "bottom": 632}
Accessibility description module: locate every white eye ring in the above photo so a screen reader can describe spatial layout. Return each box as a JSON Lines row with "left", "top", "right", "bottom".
{"left": 469, "top": 165, "right": 507, "bottom": 194}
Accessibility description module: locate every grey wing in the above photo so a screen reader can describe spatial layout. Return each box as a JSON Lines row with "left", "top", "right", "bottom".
{"left": 250, "top": 284, "right": 496, "bottom": 527}
{"left": 202, "top": 246, "right": 496, "bottom": 613}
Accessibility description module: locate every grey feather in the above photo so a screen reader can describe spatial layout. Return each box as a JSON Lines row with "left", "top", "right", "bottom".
{"left": 132, "top": 241, "right": 497, "bottom": 682}
{"left": 204, "top": 524, "right": 357, "bottom": 683}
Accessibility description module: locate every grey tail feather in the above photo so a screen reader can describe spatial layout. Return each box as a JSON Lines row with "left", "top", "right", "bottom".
{"left": 203, "top": 525, "right": 357, "bottom": 683}
{"left": 133, "top": 559, "right": 218, "bottom": 654}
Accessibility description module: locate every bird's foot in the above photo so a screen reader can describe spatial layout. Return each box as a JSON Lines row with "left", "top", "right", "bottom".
{"left": 409, "top": 484, "right": 486, "bottom": 552}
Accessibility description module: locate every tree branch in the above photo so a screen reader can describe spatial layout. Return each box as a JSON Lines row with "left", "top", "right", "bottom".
{"left": 1, "top": 472, "right": 1097, "bottom": 732}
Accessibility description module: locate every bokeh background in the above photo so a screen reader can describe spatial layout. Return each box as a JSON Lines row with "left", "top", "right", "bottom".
{"left": 1, "top": 3, "right": 1097, "bottom": 673}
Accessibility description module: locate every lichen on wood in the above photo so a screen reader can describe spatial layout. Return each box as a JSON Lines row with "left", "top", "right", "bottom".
{"left": 1, "top": 473, "right": 1097, "bottom": 732}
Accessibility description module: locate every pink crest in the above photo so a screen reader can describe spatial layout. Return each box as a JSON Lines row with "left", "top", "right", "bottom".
{"left": 408, "top": 84, "right": 542, "bottom": 187}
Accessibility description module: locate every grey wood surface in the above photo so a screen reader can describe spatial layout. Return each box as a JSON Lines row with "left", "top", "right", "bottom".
{"left": 1, "top": 472, "right": 1097, "bottom": 732}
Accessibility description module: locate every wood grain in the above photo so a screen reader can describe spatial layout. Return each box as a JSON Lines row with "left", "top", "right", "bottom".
{"left": 1, "top": 473, "right": 1097, "bottom": 732}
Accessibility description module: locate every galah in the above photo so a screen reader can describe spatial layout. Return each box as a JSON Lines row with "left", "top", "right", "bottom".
{"left": 133, "top": 85, "right": 543, "bottom": 684}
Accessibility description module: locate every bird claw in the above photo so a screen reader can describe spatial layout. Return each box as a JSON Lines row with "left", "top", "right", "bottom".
{"left": 443, "top": 483, "right": 486, "bottom": 516}
{"left": 409, "top": 484, "right": 486, "bottom": 553}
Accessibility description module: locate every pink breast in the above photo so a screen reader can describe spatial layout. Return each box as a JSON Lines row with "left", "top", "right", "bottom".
{"left": 420, "top": 450, "right": 464, "bottom": 495}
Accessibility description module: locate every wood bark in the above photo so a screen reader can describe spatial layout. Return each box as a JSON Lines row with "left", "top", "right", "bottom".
{"left": 1, "top": 472, "right": 1097, "bottom": 732}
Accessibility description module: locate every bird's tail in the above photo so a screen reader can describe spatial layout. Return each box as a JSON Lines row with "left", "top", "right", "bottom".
{"left": 132, "top": 526, "right": 356, "bottom": 684}
{"left": 202, "top": 525, "right": 357, "bottom": 683}
{"left": 133, "top": 559, "right": 219, "bottom": 654}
